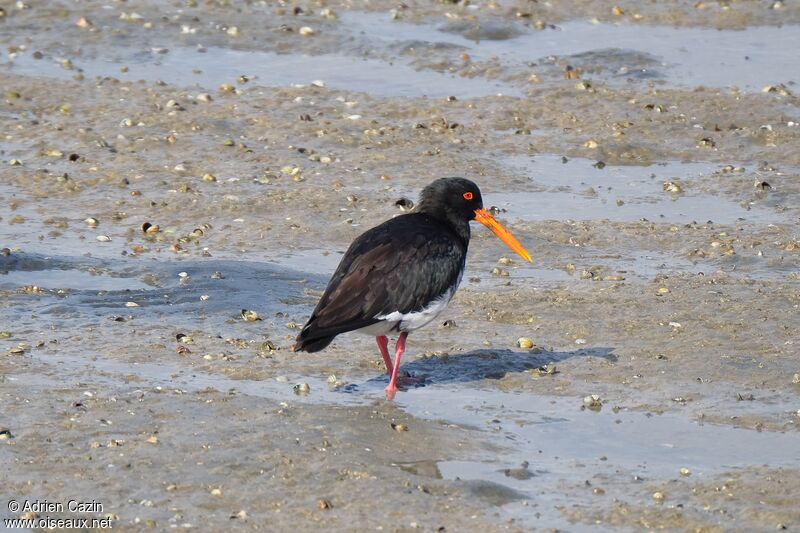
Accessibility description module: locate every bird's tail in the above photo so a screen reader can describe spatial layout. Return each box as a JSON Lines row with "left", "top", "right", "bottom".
{"left": 292, "top": 333, "right": 335, "bottom": 353}
{"left": 293, "top": 315, "right": 378, "bottom": 353}
{"left": 293, "top": 318, "right": 335, "bottom": 353}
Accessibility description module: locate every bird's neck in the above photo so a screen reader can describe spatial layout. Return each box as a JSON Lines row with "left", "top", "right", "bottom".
{"left": 417, "top": 208, "right": 471, "bottom": 246}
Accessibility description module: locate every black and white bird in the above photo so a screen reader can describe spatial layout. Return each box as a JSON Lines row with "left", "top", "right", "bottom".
{"left": 293, "top": 177, "right": 531, "bottom": 398}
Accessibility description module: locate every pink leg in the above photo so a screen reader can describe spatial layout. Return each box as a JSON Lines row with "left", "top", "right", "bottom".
{"left": 376, "top": 336, "right": 393, "bottom": 375}
{"left": 385, "top": 332, "right": 408, "bottom": 400}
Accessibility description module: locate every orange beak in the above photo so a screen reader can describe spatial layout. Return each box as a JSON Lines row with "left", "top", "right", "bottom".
{"left": 473, "top": 208, "right": 532, "bottom": 263}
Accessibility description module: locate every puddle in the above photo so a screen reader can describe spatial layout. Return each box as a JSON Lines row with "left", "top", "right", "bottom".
{"left": 510, "top": 250, "right": 708, "bottom": 283}
{"left": 490, "top": 155, "right": 790, "bottom": 225}
{"left": 402, "top": 388, "right": 800, "bottom": 477}
{"left": 267, "top": 248, "right": 345, "bottom": 276}
{"left": 0, "top": 252, "right": 320, "bottom": 334}
{"left": 342, "top": 12, "right": 800, "bottom": 90}
{"left": 396, "top": 385, "right": 800, "bottom": 527}
{"left": 2, "top": 45, "right": 516, "bottom": 98}
{"left": 6, "top": 350, "right": 361, "bottom": 407}
{"left": 0, "top": 268, "right": 151, "bottom": 292}
{"left": 494, "top": 189, "right": 775, "bottom": 224}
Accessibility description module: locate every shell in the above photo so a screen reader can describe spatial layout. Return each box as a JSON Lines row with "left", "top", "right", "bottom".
{"left": 141, "top": 222, "right": 160, "bottom": 234}
{"left": 517, "top": 337, "right": 535, "bottom": 350}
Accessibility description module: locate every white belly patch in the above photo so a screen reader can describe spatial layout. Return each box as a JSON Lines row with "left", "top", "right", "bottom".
{"left": 357, "top": 286, "right": 456, "bottom": 336}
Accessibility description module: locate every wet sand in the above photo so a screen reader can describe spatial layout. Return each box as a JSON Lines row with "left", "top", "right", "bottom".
{"left": 1, "top": 0, "right": 799, "bottom": 531}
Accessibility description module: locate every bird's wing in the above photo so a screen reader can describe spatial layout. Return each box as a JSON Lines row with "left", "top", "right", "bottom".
{"left": 299, "top": 214, "right": 467, "bottom": 340}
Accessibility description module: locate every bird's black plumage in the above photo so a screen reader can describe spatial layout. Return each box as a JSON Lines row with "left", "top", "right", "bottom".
{"left": 295, "top": 212, "right": 468, "bottom": 351}
{"left": 294, "top": 178, "right": 480, "bottom": 352}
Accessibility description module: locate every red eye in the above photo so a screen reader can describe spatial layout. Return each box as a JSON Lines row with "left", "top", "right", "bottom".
{"left": 463, "top": 192, "right": 474, "bottom": 200}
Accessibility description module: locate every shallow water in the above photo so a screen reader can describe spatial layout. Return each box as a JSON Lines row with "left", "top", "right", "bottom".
{"left": 5, "top": 12, "right": 796, "bottom": 99}
{"left": 343, "top": 12, "right": 800, "bottom": 90}
{"left": 491, "top": 155, "right": 793, "bottom": 225}
{"left": 2, "top": 44, "right": 516, "bottom": 98}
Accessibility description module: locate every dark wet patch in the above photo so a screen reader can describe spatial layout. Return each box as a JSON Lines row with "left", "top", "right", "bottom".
{"left": 394, "top": 460, "right": 444, "bottom": 479}
{"left": 402, "top": 347, "right": 616, "bottom": 386}
{"left": 438, "top": 20, "right": 525, "bottom": 42}
{"left": 460, "top": 480, "right": 527, "bottom": 506}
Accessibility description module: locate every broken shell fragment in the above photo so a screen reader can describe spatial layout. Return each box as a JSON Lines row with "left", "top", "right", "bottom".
{"left": 96, "top": 235, "right": 111, "bottom": 242}
{"left": 583, "top": 394, "right": 603, "bottom": 410}
{"left": 395, "top": 197, "right": 414, "bottom": 211}
{"left": 534, "top": 363, "right": 558, "bottom": 376}
{"left": 317, "top": 499, "right": 332, "bottom": 510}
{"left": 241, "top": 309, "right": 261, "bottom": 322}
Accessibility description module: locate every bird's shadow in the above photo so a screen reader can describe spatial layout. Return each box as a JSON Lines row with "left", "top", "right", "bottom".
{"left": 364, "top": 346, "right": 616, "bottom": 389}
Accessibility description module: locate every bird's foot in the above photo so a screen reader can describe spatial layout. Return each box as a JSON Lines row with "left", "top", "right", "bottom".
{"left": 385, "top": 384, "right": 398, "bottom": 400}
{"left": 384, "top": 373, "right": 423, "bottom": 399}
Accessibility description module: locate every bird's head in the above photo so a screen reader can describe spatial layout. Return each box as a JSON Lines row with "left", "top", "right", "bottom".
{"left": 416, "top": 177, "right": 532, "bottom": 262}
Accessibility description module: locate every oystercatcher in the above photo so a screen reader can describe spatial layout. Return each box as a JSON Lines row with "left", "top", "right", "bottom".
{"left": 293, "top": 177, "right": 531, "bottom": 398}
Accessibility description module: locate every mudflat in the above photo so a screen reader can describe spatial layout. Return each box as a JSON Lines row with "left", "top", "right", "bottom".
{"left": 1, "top": 1, "right": 799, "bottom": 531}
